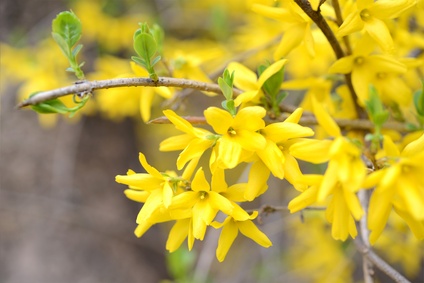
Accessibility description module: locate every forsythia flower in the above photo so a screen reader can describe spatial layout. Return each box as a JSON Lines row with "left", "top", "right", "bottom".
{"left": 252, "top": 2, "right": 315, "bottom": 59}
{"left": 205, "top": 106, "right": 267, "bottom": 169}
{"left": 364, "top": 134, "right": 424, "bottom": 244}
{"left": 337, "top": 0, "right": 417, "bottom": 52}
{"left": 211, "top": 212, "right": 272, "bottom": 262}
{"left": 329, "top": 35, "right": 408, "bottom": 106}
{"left": 160, "top": 109, "right": 217, "bottom": 170}
{"left": 288, "top": 108, "right": 367, "bottom": 240}
{"left": 115, "top": 153, "right": 190, "bottom": 237}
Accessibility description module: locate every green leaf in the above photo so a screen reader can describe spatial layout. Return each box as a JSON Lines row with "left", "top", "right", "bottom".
{"left": 72, "top": 44, "right": 83, "bottom": 57}
{"left": 134, "top": 33, "right": 157, "bottom": 61}
{"left": 365, "top": 85, "right": 389, "bottom": 127}
{"left": 218, "top": 77, "right": 233, "bottom": 100}
{"left": 52, "top": 11, "right": 82, "bottom": 48}
{"left": 51, "top": 32, "right": 71, "bottom": 58}
{"left": 222, "top": 69, "right": 234, "bottom": 87}
{"left": 151, "top": 55, "right": 162, "bottom": 67}
{"left": 262, "top": 64, "right": 285, "bottom": 97}
{"left": 31, "top": 99, "right": 70, "bottom": 114}
{"left": 30, "top": 95, "right": 89, "bottom": 116}
{"left": 221, "top": 99, "right": 236, "bottom": 115}
{"left": 131, "top": 56, "right": 147, "bottom": 68}
{"left": 151, "top": 24, "right": 164, "bottom": 54}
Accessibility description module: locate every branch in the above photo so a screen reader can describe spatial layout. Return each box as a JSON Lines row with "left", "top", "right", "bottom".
{"left": 358, "top": 190, "right": 374, "bottom": 283}
{"left": 16, "top": 77, "right": 243, "bottom": 108}
{"left": 293, "top": 0, "right": 367, "bottom": 119}
{"left": 293, "top": 0, "right": 344, "bottom": 59}
{"left": 149, "top": 114, "right": 410, "bottom": 133}
{"left": 354, "top": 238, "right": 411, "bottom": 283}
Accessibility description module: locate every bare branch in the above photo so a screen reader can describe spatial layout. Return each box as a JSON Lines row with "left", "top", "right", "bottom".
{"left": 354, "top": 238, "right": 411, "bottom": 283}
{"left": 16, "top": 77, "right": 243, "bottom": 108}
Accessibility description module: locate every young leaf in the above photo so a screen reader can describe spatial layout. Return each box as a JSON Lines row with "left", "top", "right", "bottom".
{"left": 52, "top": 11, "right": 82, "bottom": 48}
{"left": 218, "top": 77, "right": 233, "bottom": 100}
{"left": 151, "top": 55, "right": 162, "bottom": 67}
{"left": 51, "top": 32, "right": 71, "bottom": 58}
{"left": 134, "top": 33, "right": 157, "bottom": 61}
{"left": 132, "top": 56, "right": 148, "bottom": 68}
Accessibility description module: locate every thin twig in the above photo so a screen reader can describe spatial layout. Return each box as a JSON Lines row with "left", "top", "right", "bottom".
{"left": 149, "top": 114, "right": 410, "bottom": 133}
{"left": 332, "top": 0, "right": 352, "bottom": 54}
{"left": 354, "top": 238, "right": 411, "bottom": 283}
{"left": 358, "top": 190, "right": 374, "bottom": 283}
{"left": 16, "top": 77, "right": 243, "bottom": 108}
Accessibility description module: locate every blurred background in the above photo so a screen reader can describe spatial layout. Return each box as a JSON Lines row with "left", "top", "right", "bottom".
{"left": 1, "top": 0, "right": 423, "bottom": 282}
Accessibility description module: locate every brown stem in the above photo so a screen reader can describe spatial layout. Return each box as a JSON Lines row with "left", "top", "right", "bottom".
{"left": 293, "top": 0, "right": 366, "bottom": 119}
{"left": 332, "top": 0, "right": 352, "bottom": 54}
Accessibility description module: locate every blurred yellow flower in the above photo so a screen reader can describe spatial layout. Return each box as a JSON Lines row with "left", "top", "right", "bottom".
{"left": 337, "top": 0, "right": 417, "bottom": 52}
{"left": 364, "top": 134, "right": 424, "bottom": 244}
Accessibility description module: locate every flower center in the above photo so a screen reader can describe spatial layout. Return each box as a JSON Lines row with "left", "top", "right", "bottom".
{"left": 227, "top": 127, "right": 237, "bottom": 136}
{"left": 376, "top": 72, "right": 387, "bottom": 80}
{"left": 360, "top": 9, "right": 372, "bottom": 21}
{"left": 199, "top": 191, "right": 207, "bottom": 200}
{"left": 354, "top": 56, "right": 365, "bottom": 66}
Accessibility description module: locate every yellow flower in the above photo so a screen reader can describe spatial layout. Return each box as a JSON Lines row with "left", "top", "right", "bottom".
{"left": 364, "top": 134, "right": 424, "bottom": 244}
{"left": 205, "top": 106, "right": 267, "bottom": 169}
{"left": 169, "top": 168, "right": 235, "bottom": 241}
{"left": 337, "top": 0, "right": 417, "bottom": 52}
{"left": 115, "top": 153, "right": 191, "bottom": 237}
{"left": 242, "top": 108, "right": 315, "bottom": 199}
{"left": 329, "top": 35, "right": 407, "bottom": 106}
{"left": 211, "top": 211, "right": 272, "bottom": 262}
{"left": 252, "top": 2, "right": 315, "bottom": 59}
{"left": 289, "top": 133, "right": 367, "bottom": 240}
{"left": 159, "top": 109, "right": 217, "bottom": 170}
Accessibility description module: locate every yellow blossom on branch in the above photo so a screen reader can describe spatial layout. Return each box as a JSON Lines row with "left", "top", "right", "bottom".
{"left": 337, "top": 0, "right": 417, "bottom": 52}
{"left": 364, "top": 134, "right": 424, "bottom": 244}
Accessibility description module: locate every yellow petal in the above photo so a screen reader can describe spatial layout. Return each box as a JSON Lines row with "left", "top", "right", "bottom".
{"left": 288, "top": 185, "right": 319, "bottom": 213}
{"left": 245, "top": 160, "right": 270, "bottom": 201}
{"left": 284, "top": 107, "right": 303, "bottom": 123}
{"left": 274, "top": 23, "right": 307, "bottom": 59}
{"left": 363, "top": 17, "right": 394, "bottom": 51}
{"left": 191, "top": 167, "right": 210, "bottom": 192}
{"left": 160, "top": 134, "right": 194, "bottom": 151}
{"left": 337, "top": 12, "right": 364, "bottom": 37}
{"left": 215, "top": 218, "right": 238, "bottom": 262}
{"left": 124, "top": 189, "right": 150, "bottom": 203}
{"left": 257, "top": 140, "right": 285, "bottom": 179}
{"left": 289, "top": 138, "right": 332, "bottom": 164}
{"left": 328, "top": 56, "right": 355, "bottom": 74}
{"left": 257, "top": 59, "right": 288, "bottom": 87}
{"left": 139, "top": 152, "right": 163, "bottom": 179}
{"left": 166, "top": 219, "right": 190, "bottom": 252}
{"left": 163, "top": 109, "right": 195, "bottom": 134}
{"left": 312, "top": 95, "right": 341, "bottom": 137}
{"left": 227, "top": 62, "right": 259, "bottom": 91}
{"left": 233, "top": 106, "right": 266, "bottom": 131}
{"left": 208, "top": 191, "right": 234, "bottom": 216}
{"left": 238, "top": 219, "right": 272, "bottom": 247}
{"left": 140, "top": 89, "right": 154, "bottom": 122}
{"left": 204, "top": 107, "right": 233, "bottom": 134}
